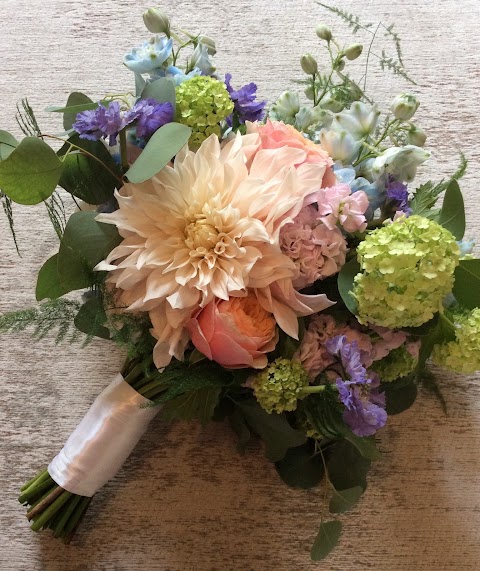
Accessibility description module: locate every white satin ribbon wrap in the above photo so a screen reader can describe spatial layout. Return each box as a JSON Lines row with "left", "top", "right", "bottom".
{"left": 48, "top": 374, "right": 160, "bottom": 497}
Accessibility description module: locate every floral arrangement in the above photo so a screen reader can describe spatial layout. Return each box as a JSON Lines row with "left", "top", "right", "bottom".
{"left": 1, "top": 4, "right": 479, "bottom": 562}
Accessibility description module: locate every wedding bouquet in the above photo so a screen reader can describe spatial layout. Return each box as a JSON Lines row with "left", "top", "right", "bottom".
{"left": 1, "top": 4, "right": 479, "bottom": 562}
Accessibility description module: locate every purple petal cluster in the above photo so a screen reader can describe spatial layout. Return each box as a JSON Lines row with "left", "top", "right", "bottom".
{"left": 225, "top": 73, "right": 266, "bottom": 125}
{"left": 325, "top": 335, "right": 387, "bottom": 437}
{"left": 386, "top": 177, "right": 412, "bottom": 215}
{"left": 73, "top": 99, "right": 174, "bottom": 146}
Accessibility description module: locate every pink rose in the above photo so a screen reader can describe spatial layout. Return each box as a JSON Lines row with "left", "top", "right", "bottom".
{"left": 187, "top": 295, "right": 278, "bottom": 369}
{"left": 247, "top": 120, "right": 335, "bottom": 186}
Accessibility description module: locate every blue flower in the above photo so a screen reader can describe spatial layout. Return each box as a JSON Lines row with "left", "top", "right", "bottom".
{"left": 225, "top": 73, "right": 266, "bottom": 125}
{"left": 150, "top": 64, "right": 201, "bottom": 86}
{"left": 73, "top": 101, "right": 125, "bottom": 146}
{"left": 190, "top": 43, "right": 215, "bottom": 75}
{"left": 124, "top": 36, "right": 173, "bottom": 74}
{"left": 125, "top": 98, "right": 173, "bottom": 138}
{"left": 325, "top": 335, "right": 387, "bottom": 437}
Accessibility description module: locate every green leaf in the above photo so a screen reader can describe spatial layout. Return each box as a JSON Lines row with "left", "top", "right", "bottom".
{"left": 237, "top": 399, "right": 307, "bottom": 462}
{"left": 74, "top": 297, "right": 110, "bottom": 340}
{"left": 383, "top": 376, "right": 417, "bottom": 415}
{"left": 135, "top": 73, "right": 147, "bottom": 97}
{"left": 141, "top": 78, "right": 176, "bottom": 112}
{"left": 329, "top": 486, "right": 364, "bottom": 514}
{"left": 327, "top": 439, "right": 371, "bottom": 491}
{"left": 453, "top": 259, "right": 480, "bottom": 310}
{"left": 57, "top": 211, "right": 122, "bottom": 292}
{"left": 58, "top": 135, "right": 120, "bottom": 204}
{"left": 337, "top": 257, "right": 360, "bottom": 315}
{"left": 60, "top": 92, "right": 94, "bottom": 131}
{"left": 417, "top": 313, "right": 456, "bottom": 370}
{"left": 0, "top": 137, "right": 63, "bottom": 205}
{"left": 36, "top": 254, "right": 70, "bottom": 301}
{"left": 345, "top": 433, "right": 381, "bottom": 460}
{"left": 438, "top": 180, "right": 465, "bottom": 240}
{"left": 126, "top": 122, "right": 191, "bottom": 184}
{"left": 0, "top": 130, "right": 19, "bottom": 160}
{"left": 46, "top": 99, "right": 107, "bottom": 114}
{"left": 275, "top": 444, "right": 325, "bottom": 489}
{"left": 310, "top": 520, "right": 342, "bottom": 561}
{"left": 228, "top": 408, "right": 251, "bottom": 453}
{"left": 162, "top": 385, "right": 222, "bottom": 426}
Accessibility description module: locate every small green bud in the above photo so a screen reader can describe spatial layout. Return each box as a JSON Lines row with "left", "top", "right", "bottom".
{"left": 406, "top": 124, "right": 427, "bottom": 147}
{"left": 334, "top": 58, "right": 345, "bottom": 71}
{"left": 319, "top": 93, "right": 344, "bottom": 113}
{"left": 198, "top": 35, "right": 217, "bottom": 56}
{"left": 300, "top": 53, "right": 318, "bottom": 75}
{"left": 304, "top": 85, "right": 315, "bottom": 101}
{"left": 315, "top": 24, "right": 332, "bottom": 42}
{"left": 344, "top": 43, "right": 363, "bottom": 61}
{"left": 143, "top": 7, "right": 171, "bottom": 37}
{"left": 391, "top": 93, "right": 420, "bottom": 121}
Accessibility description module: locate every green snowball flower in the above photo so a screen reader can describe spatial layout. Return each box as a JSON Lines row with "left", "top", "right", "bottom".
{"left": 175, "top": 76, "right": 234, "bottom": 146}
{"left": 251, "top": 358, "right": 309, "bottom": 414}
{"left": 371, "top": 345, "right": 418, "bottom": 382}
{"left": 432, "top": 309, "right": 480, "bottom": 374}
{"left": 353, "top": 216, "right": 460, "bottom": 328}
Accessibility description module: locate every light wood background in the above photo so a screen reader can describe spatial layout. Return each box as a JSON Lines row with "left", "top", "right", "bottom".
{"left": 1, "top": 1, "right": 479, "bottom": 569}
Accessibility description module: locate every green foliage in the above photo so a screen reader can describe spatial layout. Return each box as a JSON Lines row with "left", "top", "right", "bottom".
{"left": 379, "top": 50, "right": 417, "bottom": 84}
{"left": 228, "top": 408, "right": 252, "bottom": 453}
{"left": 125, "top": 122, "right": 192, "bottom": 183}
{"left": 74, "top": 296, "right": 110, "bottom": 340}
{"left": 417, "top": 367, "right": 447, "bottom": 414}
{"left": 275, "top": 443, "right": 325, "bottom": 489}
{"left": 453, "top": 259, "right": 480, "bottom": 310}
{"left": 0, "top": 137, "right": 63, "bottom": 205}
{"left": 58, "top": 135, "right": 121, "bottom": 205}
{"left": 0, "top": 299, "right": 83, "bottom": 344}
{"left": 416, "top": 313, "right": 456, "bottom": 371}
{"left": 337, "top": 257, "right": 360, "bottom": 316}
{"left": 236, "top": 399, "right": 307, "bottom": 462}
{"left": 344, "top": 434, "right": 380, "bottom": 460}
{"left": 57, "top": 92, "right": 94, "bottom": 131}
{"left": 0, "top": 130, "right": 18, "bottom": 160}
{"left": 0, "top": 192, "right": 19, "bottom": 254}
{"left": 44, "top": 192, "right": 67, "bottom": 239}
{"left": 311, "top": 520, "right": 342, "bottom": 561}
{"left": 16, "top": 99, "right": 41, "bottom": 137}
{"left": 317, "top": 3, "right": 373, "bottom": 33}
{"left": 300, "top": 388, "right": 347, "bottom": 440}
{"left": 162, "top": 385, "right": 222, "bottom": 426}
{"left": 36, "top": 254, "right": 70, "bottom": 301}
{"left": 326, "top": 438, "right": 371, "bottom": 491}
{"left": 141, "top": 78, "right": 176, "bottom": 113}
{"left": 382, "top": 375, "right": 418, "bottom": 415}
{"left": 438, "top": 180, "right": 465, "bottom": 240}
{"left": 329, "top": 486, "right": 363, "bottom": 514}
{"left": 108, "top": 313, "right": 155, "bottom": 361}
{"left": 383, "top": 23, "right": 404, "bottom": 67}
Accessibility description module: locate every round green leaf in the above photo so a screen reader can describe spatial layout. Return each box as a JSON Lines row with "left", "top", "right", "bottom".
{"left": 337, "top": 257, "right": 360, "bottom": 315}
{"left": 74, "top": 297, "right": 111, "bottom": 340}
{"left": 453, "top": 259, "right": 480, "bottom": 310}
{"left": 329, "top": 486, "right": 364, "bottom": 514}
{"left": 327, "top": 439, "right": 371, "bottom": 492}
{"left": 0, "top": 137, "right": 63, "bottom": 205}
{"left": 275, "top": 444, "right": 325, "bottom": 489}
{"left": 0, "top": 130, "right": 18, "bottom": 160}
{"left": 60, "top": 92, "right": 94, "bottom": 131}
{"left": 141, "top": 78, "right": 176, "bottom": 111}
{"left": 383, "top": 377, "right": 418, "bottom": 415}
{"left": 311, "top": 520, "right": 342, "bottom": 561}
{"left": 438, "top": 180, "right": 465, "bottom": 240}
{"left": 36, "top": 254, "right": 70, "bottom": 301}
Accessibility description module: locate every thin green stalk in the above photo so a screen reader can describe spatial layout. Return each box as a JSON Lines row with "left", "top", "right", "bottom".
{"left": 119, "top": 128, "right": 129, "bottom": 172}
{"left": 30, "top": 490, "right": 72, "bottom": 532}
{"left": 52, "top": 495, "right": 83, "bottom": 538}
{"left": 64, "top": 497, "right": 92, "bottom": 543}
{"left": 20, "top": 469, "right": 47, "bottom": 492}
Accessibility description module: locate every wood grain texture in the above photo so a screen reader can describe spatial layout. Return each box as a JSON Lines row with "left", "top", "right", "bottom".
{"left": 1, "top": 1, "right": 480, "bottom": 569}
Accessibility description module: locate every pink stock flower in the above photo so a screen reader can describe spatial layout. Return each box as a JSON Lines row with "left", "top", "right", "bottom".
{"left": 187, "top": 295, "right": 278, "bottom": 369}
{"left": 280, "top": 205, "right": 347, "bottom": 289}
{"left": 315, "top": 183, "right": 369, "bottom": 233}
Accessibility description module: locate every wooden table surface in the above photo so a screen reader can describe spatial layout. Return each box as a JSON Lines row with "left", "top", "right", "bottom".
{"left": 1, "top": 1, "right": 479, "bottom": 569}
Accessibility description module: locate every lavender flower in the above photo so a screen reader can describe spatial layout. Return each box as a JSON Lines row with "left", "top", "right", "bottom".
{"left": 326, "top": 335, "right": 387, "bottom": 437}
{"left": 73, "top": 101, "right": 125, "bottom": 146}
{"left": 225, "top": 73, "right": 266, "bottom": 125}
{"left": 125, "top": 99, "right": 174, "bottom": 138}
{"left": 386, "top": 177, "right": 412, "bottom": 215}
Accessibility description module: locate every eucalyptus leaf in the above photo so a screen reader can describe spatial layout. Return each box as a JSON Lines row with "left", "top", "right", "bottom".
{"left": 438, "top": 180, "right": 465, "bottom": 240}
{"left": 162, "top": 385, "right": 221, "bottom": 426}
{"left": 141, "top": 77, "right": 176, "bottom": 112}
{"left": 46, "top": 100, "right": 108, "bottom": 114}
{"left": 345, "top": 434, "right": 381, "bottom": 460}
{"left": 453, "top": 259, "right": 480, "bottom": 310}
{"left": 36, "top": 254, "right": 69, "bottom": 301}
{"left": 74, "top": 297, "right": 110, "bottom": 340}
{"left": 275, "top": 444, "right": 325, "bottom": 489}
{"left": 310, "top": 520, "right": 342, "bottom": 561}
{"left": 417, "top": 313, "right": 456, "bottom": 370}
{"left": 327, "top": 439, "right": 371, "bottom": 491}
{"left": 0, "top": 130, "right": 18, "bottom": 160}
{"left": 383, "top": 376, "right": 417, "bottom": 415}
{"left": 329, "top": 486, "right": 364, "bottom": 514}
{"left": 61, "top": 92, "right": 94, "bottom": 131}
{"left": 135, "top": 73, "right": 147, "bottom": 97}
{"left": 237, "top": 399, "right": 307, "bottom": 462}
{"left": 125, "top": 122, "right": 191, "bottom": 184}
{"left": 337, "top": 257, "right": 360, "bottom": 315}
{"left": 229, "top": 408, "right": 252, "bottom": 453}
{"left": 57, "top": 211, "right": 122, "bottom": 292}
{"left": 0, "top": 137, "right": 63, "bottom": 205}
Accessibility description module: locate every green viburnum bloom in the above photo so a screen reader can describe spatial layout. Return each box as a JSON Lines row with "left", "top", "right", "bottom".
{"left": 432, "top": 309, "right": 480, "bottom": 374}
{"left": 353, "top": 216, "right": 460, "bottom": 328}
{"left": 175, "top": 76, "right": 234, "bottom": 147}
{"left": 251, "top": 358, "right": 309, "bottom": 414}
{"left": 371, "top": 345, "right": 418, "bottom": 382}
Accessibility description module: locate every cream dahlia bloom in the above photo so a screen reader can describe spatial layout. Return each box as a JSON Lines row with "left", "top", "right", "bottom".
{"left": 96, "top": 132, "right": 334, "bottom": 367}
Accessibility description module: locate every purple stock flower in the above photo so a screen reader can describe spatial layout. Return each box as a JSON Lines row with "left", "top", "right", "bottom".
{"left": 386, "top": 177, "right": 412, "bottom": 215}
{"left": 126, "top": 99, "right": 174, "bottom": 138}
{"left": 225, "top": 73, "right": 266, "bottom": 125}
{"left": 326, "top": 335, "right": 387, "bottom": 437}
{"left": 73, "top": 101, "right": 125, "bottom": 146}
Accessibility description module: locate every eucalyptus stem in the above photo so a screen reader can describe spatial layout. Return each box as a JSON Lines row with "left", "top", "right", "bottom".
{"left": 119, "top": 128, "right": 129, "bottom": 172}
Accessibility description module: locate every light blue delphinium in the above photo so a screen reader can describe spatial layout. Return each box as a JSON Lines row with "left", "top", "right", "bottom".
{"left": 190, "top": 42, "right": 216, "bottom": 75}
{"left": 149, "top": 64, "right": 202, "bottom": 86}
{"left": 124, "top": 36, "right": 173, "bottom": 74}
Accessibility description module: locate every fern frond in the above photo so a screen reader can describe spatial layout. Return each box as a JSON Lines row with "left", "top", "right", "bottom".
{"left": 44, "top": 192, "right": 67, "bottom": 239}
{"left": 1, "top": 191, "right": 20, "bottom": 255}
{"left": 15, "top": 98, "right": 41, "bottom": 137}
{"left": 0, "top": 299, "right": 83, "bottom": 344}
{"left": 378, "top": 50, "right": 417, "bottom": 84}
{"left": 382, "top": 23, "right": 404, "bottom": 67}
{"left": 317, "top": 2, "right": 373, "bottom": 33}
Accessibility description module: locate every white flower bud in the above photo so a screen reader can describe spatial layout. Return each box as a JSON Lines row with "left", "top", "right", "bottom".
{"left": 315, "top": 24, "right": 332, "bottom": 42}
{"left": 344, "top": 43, "right": 363, "bottom": 61}
{"left": 391, "top": 93, "right": 420, "bottom": 121}
{"left": 334, "top": 58, "right": 345, "bottom": 71}
{"left": 300, "top": 53, "right": 318, "bottom": 75}
{"left": 198, "top": 35, "right": 217, "bottom": 56}
{"left": 143, "top": 8, "right": 170, "bottom": 37}
{"left": 406, "top": 124, "right": 427, "bottom": 147}
{"left": 304, "top": 85, "right": 315, "bottom": 100}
